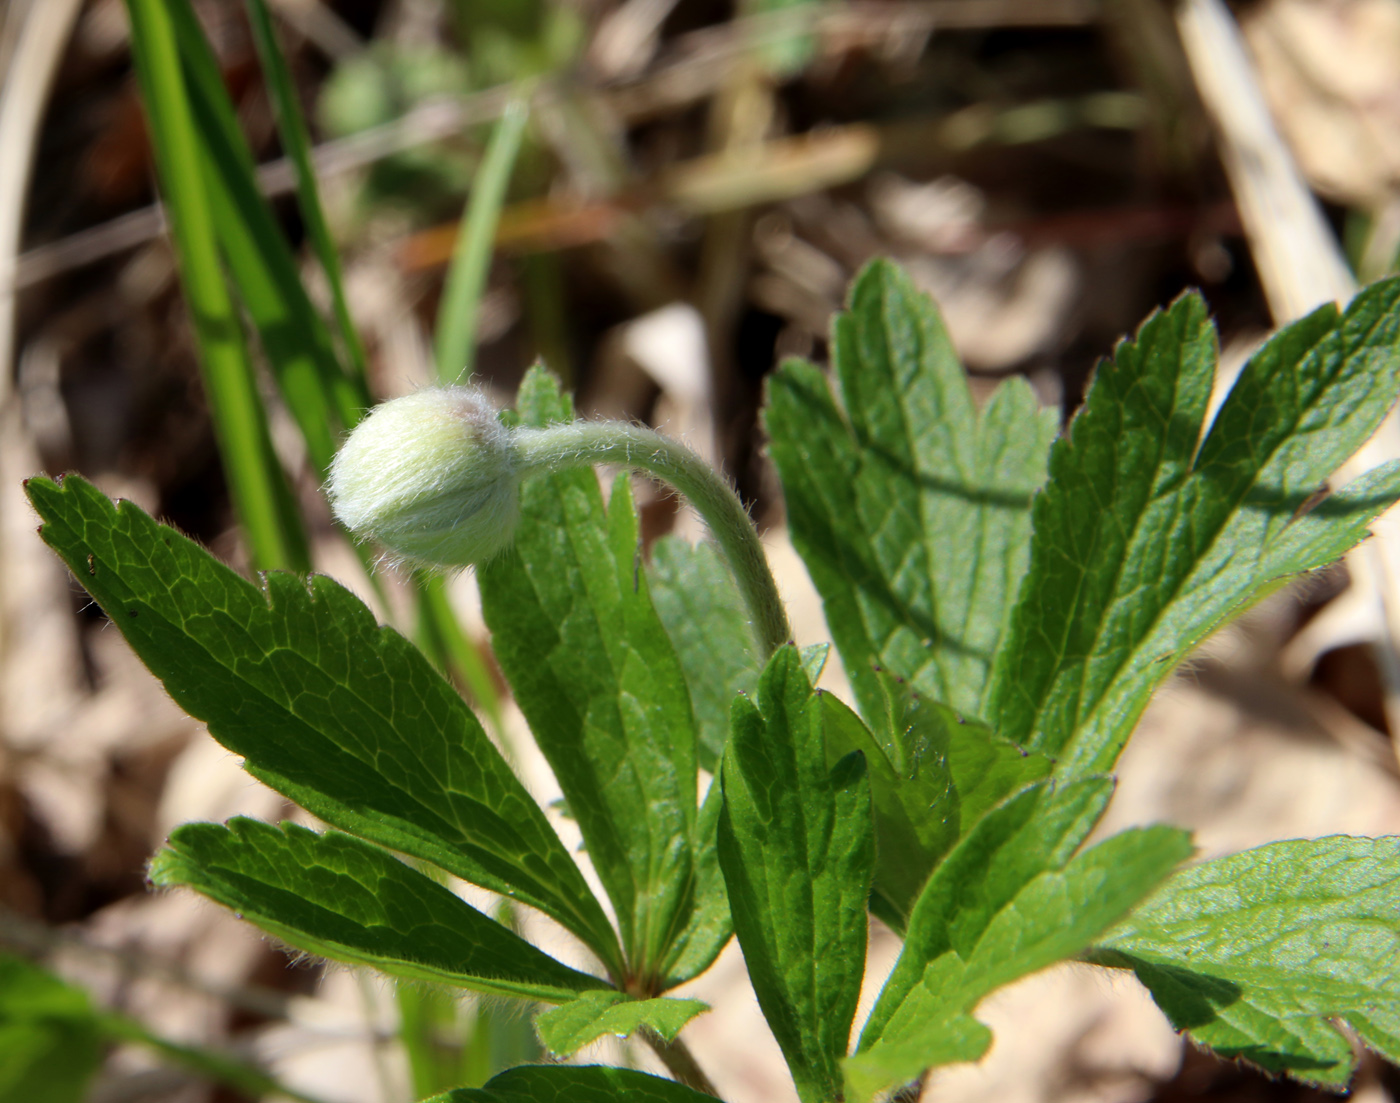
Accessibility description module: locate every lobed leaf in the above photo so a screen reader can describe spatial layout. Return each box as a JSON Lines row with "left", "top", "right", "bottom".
{"left": 480, "top": 368, "right": 704, "bottom": 987}
{"left": 765, "top": 259, "right": 1057, "bottom": 726}
{"left": 24, "top": 474, "right": 621, "bottom": 976}
{"left": 152, "top": 819, "right": 607, "bottom": 1002}
{"left": 1093, "top": 835, "right": 1400, "bottom": 1087}
{"left": 989, "top": 281, "right": 1400, "bottom": 772}
{"left": 423, "top": 1064, "right": 716, "bottom": 1103}
{"left": 717, "top": 646, "right": 874, "bottom": 1103}
{"left": 534, "top": 991, "right": 708, "bottom": 1057}
{"left": 822, "top": 684, "right": 1051, "bottom": 931}
{"left": 849, "top": 778, "right": 1190, "bottom": 1100}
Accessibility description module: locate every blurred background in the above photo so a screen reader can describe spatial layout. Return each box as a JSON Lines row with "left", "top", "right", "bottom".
{"left": 3, "top": 0, "right": 1400, "bottom": 1101}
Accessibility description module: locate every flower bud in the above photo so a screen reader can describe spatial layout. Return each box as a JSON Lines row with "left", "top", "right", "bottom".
{"left": 327, "top": 386, "right": 520, "bottom": 567}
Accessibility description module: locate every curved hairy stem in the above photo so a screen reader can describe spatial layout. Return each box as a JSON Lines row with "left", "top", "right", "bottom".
{"left": 514, "top": 421, "right": 791, "bottom": 658}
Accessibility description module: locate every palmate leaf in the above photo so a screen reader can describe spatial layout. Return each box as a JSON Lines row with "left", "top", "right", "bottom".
{"left": 424, "top": 1065, "right": 714, "bottom": 1103}
{"left": 152, "top": 819, "right": 606, "bottom": 1002}
{"left": 24, "top": 475, "right": 622, "bottom": 977}
{"left": 989, "top": 280, "right": 1400, "bottom": 772}
{"left": 848, "top": 778, "right": 1190, "bottom": 1101}
{"left": 1092, "top": 836, "right": 1400, "bottom": 1088}
{"left": 765, "top": 259, "right": 1058, "bottom": 726}
{"left": 717, "top": 646, "right": 874, "bottom": 1103}
{"left": 480, "top": 368, "right": 705, "bottom": 987}
{"left": 533, "top": 990, "right": 708, "bottom": 1057}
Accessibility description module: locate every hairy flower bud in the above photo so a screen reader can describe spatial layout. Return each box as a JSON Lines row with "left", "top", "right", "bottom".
{"left": 327, "top": 386, "right": 519, "bottom": 567}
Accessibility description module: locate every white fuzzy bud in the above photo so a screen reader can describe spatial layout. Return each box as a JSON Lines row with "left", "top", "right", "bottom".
{"left": 327, "top": 386, "right": 520, "bottom": 567}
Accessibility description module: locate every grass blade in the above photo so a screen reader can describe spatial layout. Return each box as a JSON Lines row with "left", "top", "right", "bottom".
{"left": 435, "top": 99, "right": 529, "bottom": 383}
{"left": 124, "top": 0, "right": 307, "bottom": 571}
{"left": 166, "top": 0, "right": 366, "bottom": 464}
{"left": 243, "top": 0, "right": 370, "bottom": 383}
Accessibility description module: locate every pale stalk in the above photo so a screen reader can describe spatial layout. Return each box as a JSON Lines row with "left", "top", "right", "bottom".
{"left": 513, "top": 421, "right": 791, "bottom": 658}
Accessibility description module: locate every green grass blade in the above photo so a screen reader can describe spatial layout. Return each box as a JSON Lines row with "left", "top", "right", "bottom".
{"left": 125, "top": 0, "right": 306, "bottom": 571}
{"left": 435, "top": 100, "right": 529, "bottom": 383}
{"left": 151, "top": 819, "right": 608, "bottom": 1002}
{"left": 243, "top": 0, "right": 370, "bottom": 383}
{"left": 415, "top": 569, "right": 505, "bottom": 736}
{"left": 0, "top": 953, "right": 103, "bottom": 1103}
{"left": 418, "top": 88, "right": 530, "bottom": 718}
{"left": 0, "top": 952, "right": 324, "bottom": 1103}
{"left": 166, "top": 0, "right": 367, "bottom": 460}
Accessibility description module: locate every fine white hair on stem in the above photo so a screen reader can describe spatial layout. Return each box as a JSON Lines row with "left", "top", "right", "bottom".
{"left": 326, "top": 384, "right": 792, "bottom": 657}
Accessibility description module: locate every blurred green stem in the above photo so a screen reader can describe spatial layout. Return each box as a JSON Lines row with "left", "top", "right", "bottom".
{"left": 435, "top": 99, "right": 530, "bottom": 383}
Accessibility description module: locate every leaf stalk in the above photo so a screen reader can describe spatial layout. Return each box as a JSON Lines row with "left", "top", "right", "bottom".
{"left": 638, "top": 1027, "right": 721, "bottom": 1098}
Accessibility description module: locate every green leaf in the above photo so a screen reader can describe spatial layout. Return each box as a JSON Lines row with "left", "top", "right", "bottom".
{"left": 480, "top": 369, "right": 702, "bottom": 985}
{"left": 534, "top": 991, "right": 708, "bottom": 1057}
{"left": 989, "top": 281, "right": 1400, "bottom": 772}
{"left": 648, "top": 535, "right": 758, "bottom": 770}
{"left": 24, "top": 474, "right": 621, "bottom": 977}
{"left": 843, "top": 1015, "right": 990, "bottom": 1103}
{"left": 822, "top": 686, "right": 1052, "bottom": 931}
{"left": 0, "top": 953, "right": 320, "bottom": 1103}
{"left": 423, "top": 1064, "right": 716, "bottom": 1103}
{"left": 656, "top": 781, "right": 733, "bottom": 989}
{"left": 717, "top": 645, "right": 874, "bottom": 1103}
{"left": 1092, "top": 835, "right": 1400, "bottom": 1088}
{"left": 152, "top": 819, "right": 607, "bottom": 1002}
{"left": 849, "top": 778, "right": 1190, "bottom": 1100}
{"left": 0, "top": 955, "right": 103, "bottom": 1103}
{"left": 764, "top": 259, "right": 1057, "bottom": 725}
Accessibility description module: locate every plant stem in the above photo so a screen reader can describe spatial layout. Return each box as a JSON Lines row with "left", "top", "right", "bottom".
{"left": 513, "top": 421, "right": 791, "bottom": 658}
{"left": 639, "top": 1027, "right": 721, "bottom": 1098}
